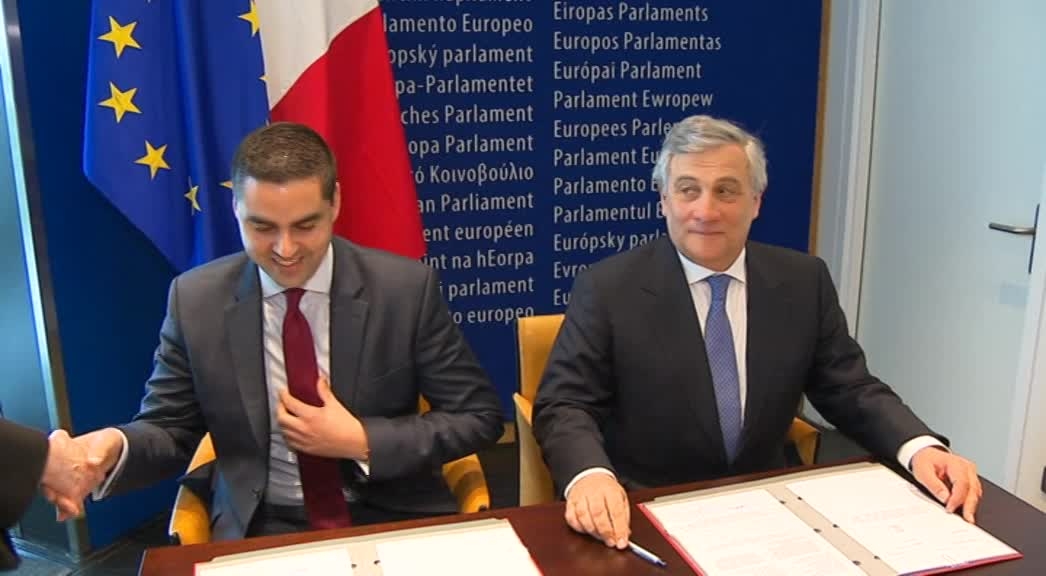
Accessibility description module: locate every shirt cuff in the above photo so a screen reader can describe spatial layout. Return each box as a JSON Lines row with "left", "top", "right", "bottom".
{"left": 563, "top": 467, "right": 615, "bottom": 498}
{"left": 355, "top": 459, "right": 370, "bottom": 477}
{"left": 897, "top": 435, "right": 948, "bottom": 470}
{"left": 92, "top": 430, "right": 129, "bottom": 500}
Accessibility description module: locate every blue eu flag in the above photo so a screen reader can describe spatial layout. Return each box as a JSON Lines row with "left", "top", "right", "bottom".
{"left": 83, "top": 0, "right": 269, "bottom": 272}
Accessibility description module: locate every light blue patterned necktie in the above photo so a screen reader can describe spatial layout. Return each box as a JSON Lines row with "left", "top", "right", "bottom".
{"left": 704, "top": 274, "right": 743, "bottom": 464}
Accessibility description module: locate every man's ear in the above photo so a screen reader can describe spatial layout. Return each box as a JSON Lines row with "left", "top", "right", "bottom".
{"left": 331, "top": 182, "right": 342, "bottom": 221}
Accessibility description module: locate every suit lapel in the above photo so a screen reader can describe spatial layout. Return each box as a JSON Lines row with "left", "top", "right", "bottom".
{"left": 226, "top": 262, "right": 268, "bottom": 452}
{"left": 329, "top": 239, "right": 368, "bottom": 407}
{"left": 643, "top": 238, "right": 727, "bottom": 461}
{"left": 740, "top": 244, "right": 790, "bottom": 455}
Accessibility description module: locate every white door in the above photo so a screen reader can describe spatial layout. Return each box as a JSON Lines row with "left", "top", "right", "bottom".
{"left": 858, "top": 0, "right": 1046, "bottom": 503}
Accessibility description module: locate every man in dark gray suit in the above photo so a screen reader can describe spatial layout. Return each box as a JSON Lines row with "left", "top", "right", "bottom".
{"left": 533, "top": 115, "right": 982, "bottom": 549}
{"left": 48, "top": 122, "right": 502, "bottom": 538}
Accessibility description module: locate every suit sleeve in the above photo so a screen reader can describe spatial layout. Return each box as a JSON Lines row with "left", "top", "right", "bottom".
{"left": 362, "top": 267, "right": 502, "bottom": 481}
{"left": 804, "top": 258, "right": 943, "bottom": 459}
{"left": 110, "top": 276, "right": 207, "bottom": 494}
{"left": 0, "top": 420, "right": 48, "bottom": 530}
{"left": 532, "top": 270, "right": 617, "bottom": 494}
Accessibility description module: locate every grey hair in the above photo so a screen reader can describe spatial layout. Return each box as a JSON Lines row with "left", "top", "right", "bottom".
{"left": 651, "top": 115, "right": 767, "bottom": 195}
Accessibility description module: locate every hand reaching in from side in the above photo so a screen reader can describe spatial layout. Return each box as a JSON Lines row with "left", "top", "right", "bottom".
{"left": 41, "top": 428, "right": 122, "bottom": 521}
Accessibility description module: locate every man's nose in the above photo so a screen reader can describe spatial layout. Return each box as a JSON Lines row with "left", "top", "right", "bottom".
{"left": 274, "top": 231, "right": 295, "bottom": 258}
{"left": 691, "top": 192, "right": 718, "bottom": 221}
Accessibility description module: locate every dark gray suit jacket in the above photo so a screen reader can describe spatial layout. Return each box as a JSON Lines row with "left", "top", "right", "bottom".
{"left": 1, "top": 419, "right": 48, "bottom": 571}
{"left": 534, "top": 237, "right": 941, "bottom": 494}
{"left": 109, "top": 238, "right": 502, "bottom": 539}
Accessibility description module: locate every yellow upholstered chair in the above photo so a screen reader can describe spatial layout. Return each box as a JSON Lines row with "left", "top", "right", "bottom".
{"left": 169, "top": 403, "right": 491, "bottom": 545}
{"left": 513, "top": 314, "right": 563, "bottom": 506}
{"left": 168, "top": 434, "right": 215, "bottom": 545}
{"left": 786, "top": 411, "right": 821, "bottom": 466}
{"left": 513, "top": 313, "right": 821, "bottom": 507}
{"left": 418, "top": 396, "right": 491, "bottom": 515}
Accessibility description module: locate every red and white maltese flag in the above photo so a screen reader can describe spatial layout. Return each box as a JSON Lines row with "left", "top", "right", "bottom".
{"left": 257, "top": 0, "right": 425, "bottom": 259}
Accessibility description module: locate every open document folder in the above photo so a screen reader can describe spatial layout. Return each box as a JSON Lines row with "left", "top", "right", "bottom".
{"left": 640, "top": 462, "right": 1021, "bottom": 576}
{"left": 193, "top": 518, "right": 542, "bottom": 576}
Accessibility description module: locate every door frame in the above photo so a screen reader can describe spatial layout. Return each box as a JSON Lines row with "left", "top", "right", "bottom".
{"left": 814, "top": 0, "right": 879, "bottom": 328}
{"left": 1007, "top": 166, "right": 1046, "bottom": 502}
{"left": 808, "top": 0, "right": 880, "bottom": 428}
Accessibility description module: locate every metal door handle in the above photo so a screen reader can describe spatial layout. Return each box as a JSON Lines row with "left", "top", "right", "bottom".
{"left": 989, "top": 205, "right": 1040, "bottom": 273}
{"left": 988, "top": 222, "right": 1036, "bottom": 235}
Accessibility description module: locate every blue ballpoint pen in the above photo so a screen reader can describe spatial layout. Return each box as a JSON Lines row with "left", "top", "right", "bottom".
{"left": 628, "top": 540, "right": 667, "bottom": 567}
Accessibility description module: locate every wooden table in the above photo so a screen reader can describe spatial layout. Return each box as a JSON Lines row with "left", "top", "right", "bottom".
{"left": 140, "top": 463, "right": 1046, "bottom": 575}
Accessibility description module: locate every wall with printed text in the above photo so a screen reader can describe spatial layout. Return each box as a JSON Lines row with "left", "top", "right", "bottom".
{"left": 382, "top": 0, "right": 824, "bottom": 411}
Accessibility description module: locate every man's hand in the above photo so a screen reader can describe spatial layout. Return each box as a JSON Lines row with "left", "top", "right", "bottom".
{"left": 277, "top": 377, "right": 368, "bottom": 460}
{"left": 565, "top": 473, "right": 631, "bottom": 549}
{"left": 911, "top": 446, "right": 982, "bottom": 523}
{"left": 40, "top": 429, "right": 118, "bottom": 521}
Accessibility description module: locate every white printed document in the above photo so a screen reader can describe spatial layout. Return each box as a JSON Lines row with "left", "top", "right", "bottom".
{"left": 194, "top": 545, "right": 354, "bottom": 576}
{"left": 642, "top": 488, "right": 866, "bottom": 576}
{"left": 787, "top": 467, "right": 1020, "bottom": 575}
{"left": 191, "top": 518, "right": 538, "bottom": 576}
{"left": 375, "top": 523, "right": 541, "bottom": 576}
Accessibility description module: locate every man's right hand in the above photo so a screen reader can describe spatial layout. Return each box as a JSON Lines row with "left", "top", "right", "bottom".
{"left": 41, "top": 428, "right": 123, "bottom": 520}
{"left": 564, "top": 473, "right": 631, "bottom": 549}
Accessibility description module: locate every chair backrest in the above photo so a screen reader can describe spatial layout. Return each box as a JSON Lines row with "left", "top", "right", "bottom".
{"left": 514, "top": 314, "right": 564, "bottom": 506}
{"left": 168, "top": 433, "right": 215, "bottom": 545}
{"left": 516, "top": 314, "right": 565, "bottom": 401}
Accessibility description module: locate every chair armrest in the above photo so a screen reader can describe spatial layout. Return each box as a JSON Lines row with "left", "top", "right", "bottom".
{"left": 787, "top": 417, "right": 821, "bottom": 466}
{"left": 443, "top": 453, "right": 490, "bottom": 513}
{"left": 514, "top": 393, "right": 555, "bottom": 505}
{"left": 513, "top": 393, "right": 533, "bottom": 426}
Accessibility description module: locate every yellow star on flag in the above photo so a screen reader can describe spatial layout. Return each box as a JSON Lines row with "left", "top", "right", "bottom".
{"left": 135, "top": 141, "right": 170, "bottom": 179}
{"left": 239, "top": 1, "right": 260, "bottom": 37}
{"left": 98, "top": 16, "right": 141, "bottom": 58}
{"left": 220, "top": 180, "right": 233, "bottom": 190}
{"left": 98, "top": 82, "right": 140, "bottom": 123}
{"left": 185, "top": 183, "right": 201, "bottom": 213}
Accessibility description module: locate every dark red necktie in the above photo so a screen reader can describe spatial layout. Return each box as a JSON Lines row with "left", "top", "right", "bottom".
{"left": 282, "top": 288, "right": 352, "bottom": 529}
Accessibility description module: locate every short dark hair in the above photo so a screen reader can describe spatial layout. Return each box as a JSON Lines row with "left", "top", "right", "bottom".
{"left": 230, "top": 122, "right": 337, "bottom": 202}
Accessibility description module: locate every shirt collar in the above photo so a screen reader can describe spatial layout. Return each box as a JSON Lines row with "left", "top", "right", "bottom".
{"left": 259, "top": 243, "right": 334, "bottom": 299}
{"left": 677, "top": 247, "right": 747, "bottom": 286}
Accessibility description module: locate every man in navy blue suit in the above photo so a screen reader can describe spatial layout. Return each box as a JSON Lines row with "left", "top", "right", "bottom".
{"left": 534, "top": 115, "right": 982, "bottom": 549}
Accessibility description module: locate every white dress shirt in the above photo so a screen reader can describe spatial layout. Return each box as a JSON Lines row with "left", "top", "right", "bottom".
{"left": 98, "top": 244, "right": 369, "bottom": 503}
{"left": 563, "top": 249, "right": 943, "bottom": 496}
{"left": 259, "top": 244, "right": 370, "bottom": 505}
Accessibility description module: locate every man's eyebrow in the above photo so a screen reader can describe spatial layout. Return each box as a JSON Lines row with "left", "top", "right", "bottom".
{"left": 245, "top": 215, "right": 275, "bottom": 226}
{"left": 291, "top": 212, "right": 322, "bottom": 226}
{"left": 244, "top": 212, "right": 323, "bottom": 226}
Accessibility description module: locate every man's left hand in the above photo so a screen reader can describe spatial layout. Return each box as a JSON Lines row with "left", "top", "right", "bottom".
{"left": 910, "top": 446, "right": 982, "bottom": 523}
{"left": 277, "top": 377, "right": 369, "bottom": 461}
